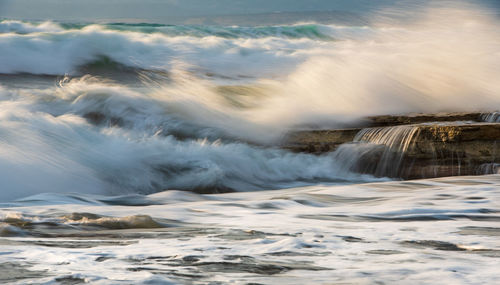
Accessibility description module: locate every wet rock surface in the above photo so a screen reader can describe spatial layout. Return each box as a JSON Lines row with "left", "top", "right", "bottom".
{"left": 367, "top": 112, "right": 484, "bottom": 127}
{"left": 283, "top": 128, "right": 361, "bottom": 153}
{"left": 283, "top": 113, "right": 500, "bottom": 179}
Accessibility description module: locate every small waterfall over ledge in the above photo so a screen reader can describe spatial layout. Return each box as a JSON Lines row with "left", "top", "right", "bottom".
{"left": 478, "top": 163, "right": 500, "bottom": 175}
{"left": 332, "top": 125, "right": 421, "bottom": 178}
{"left": 481, "top": 112, "right": 500, "bottom": 122}
{"left": 284, "top": 114, "right": 500, "bottom": 179}
{"left": 331, "top": 123, "right": 500, "bottom": 179}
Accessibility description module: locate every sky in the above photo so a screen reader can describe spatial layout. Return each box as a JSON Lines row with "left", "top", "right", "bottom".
{"left": 0, "top": 0, "right": 409, "bottom": 22}
{"left": 0, "top": 0, "right": 498, "bottom": 23}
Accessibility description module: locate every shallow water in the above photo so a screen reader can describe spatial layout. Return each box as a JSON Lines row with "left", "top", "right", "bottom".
{"left": 1, "top": 175, "right": 499, "bottom": 284}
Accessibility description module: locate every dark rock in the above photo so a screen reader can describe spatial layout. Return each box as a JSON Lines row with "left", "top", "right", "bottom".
{"left": 283, "top": 128, "right": 360, "bottom": 153}
{"left": 398, "top": 123, "right": 500, "bottom": 179}
{"left": 282, "top": 114, "right": 500, "bottom": 179}
{"left": 367, "top": 112, "right": 483, "bottom": 127}
{"left": 83, "top": 111, "right": 124, "bottom": 127}
{"left": 402, "top": 240, "right": 466, "bottom": 251}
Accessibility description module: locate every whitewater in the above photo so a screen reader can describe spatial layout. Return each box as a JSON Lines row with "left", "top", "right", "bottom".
{"left": 0, "top": 3, "right": 499, "bottom": 284}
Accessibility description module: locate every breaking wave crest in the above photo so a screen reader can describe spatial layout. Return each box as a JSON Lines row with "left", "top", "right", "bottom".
{"left": 0, "top": 78, "right": 378, "bottom": 201}
{"left": 1, "top": 5, "right": 499, "bottom": 113}
{"left": 0, "top": 20, "right": 344, "bottom": 39}
{"left": 0, "top": 3, "right": 499, "bottom": 200}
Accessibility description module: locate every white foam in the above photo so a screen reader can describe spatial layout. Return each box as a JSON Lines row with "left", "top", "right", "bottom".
{"left": 1, "top": 175, "right": 499, "bottom": 284}
{"left": 0, "top": 79, "right": 377, "bottom": 201}
{"left": 0, "top": 20, "right": 63, "bottom": 34}
{"left": 0, "top": 23, "right": 321, "bottom": 77}
{"left": 0, "top": 4, "right": 499, "bottom": 199}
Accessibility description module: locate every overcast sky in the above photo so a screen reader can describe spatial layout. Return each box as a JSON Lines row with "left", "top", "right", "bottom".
{"left": 0, "top": 0, "right": 497, "bottom": 23}
{"left": 0, "top": 0, "right": 416, "bottom": 22}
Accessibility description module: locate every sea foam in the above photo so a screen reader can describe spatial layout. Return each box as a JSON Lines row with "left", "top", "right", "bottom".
{"left": 0, "top": 4, "right": 499, "bottom": 200}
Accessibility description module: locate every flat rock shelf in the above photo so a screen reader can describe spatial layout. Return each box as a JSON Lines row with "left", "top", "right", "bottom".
{"left": 282, "top": 113, "right": 500, "bottom": 179}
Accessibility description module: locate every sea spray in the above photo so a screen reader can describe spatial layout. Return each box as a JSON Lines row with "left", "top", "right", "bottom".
{"left": 0, "top": 3, "right": 499, "bottom": 199}
{"left": 0, "top": 78, "right": 378, "bottom": 201}
{"left": 0, "top": 2, "right": 499, "bottom": 284}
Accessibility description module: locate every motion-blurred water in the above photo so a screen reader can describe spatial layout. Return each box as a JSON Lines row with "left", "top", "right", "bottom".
{"left": 0, "top": 2, "right": 499, "bottom": 283}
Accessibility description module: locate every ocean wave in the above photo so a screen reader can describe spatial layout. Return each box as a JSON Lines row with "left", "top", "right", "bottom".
{"left": 0, "top": 19, "right": 382, "bottom": 77}
{"left": 0, "top": 5, "right": 499, "bottom": 200}
{"left": 0, "top": 22, "right": 329, "bottom": 76}
{"left": 0, "top": 19, "right": 362, "bottom": 39}
{"left": 0, "top": 78, "right": 376, "bottom": 201}
{"left": 0, "top": 20, "right": 63, "bottom": 34}
{"left": 1, "top": 6, "right": 499, "bottom": 87}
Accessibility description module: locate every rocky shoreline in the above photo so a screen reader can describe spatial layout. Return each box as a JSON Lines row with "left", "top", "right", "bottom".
{"left": 283, "top": 112, "right": 500, "bottom": 179}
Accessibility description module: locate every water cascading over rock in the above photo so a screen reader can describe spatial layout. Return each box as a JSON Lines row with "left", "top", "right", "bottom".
{"left": 481, "top": 112, "right": 500, "bottom": 123}
{"left": 284, "top": 118, "right": 500, "bottom": 179}
{"left": 332, "top": 125, "right": 420, "bottom": 177}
